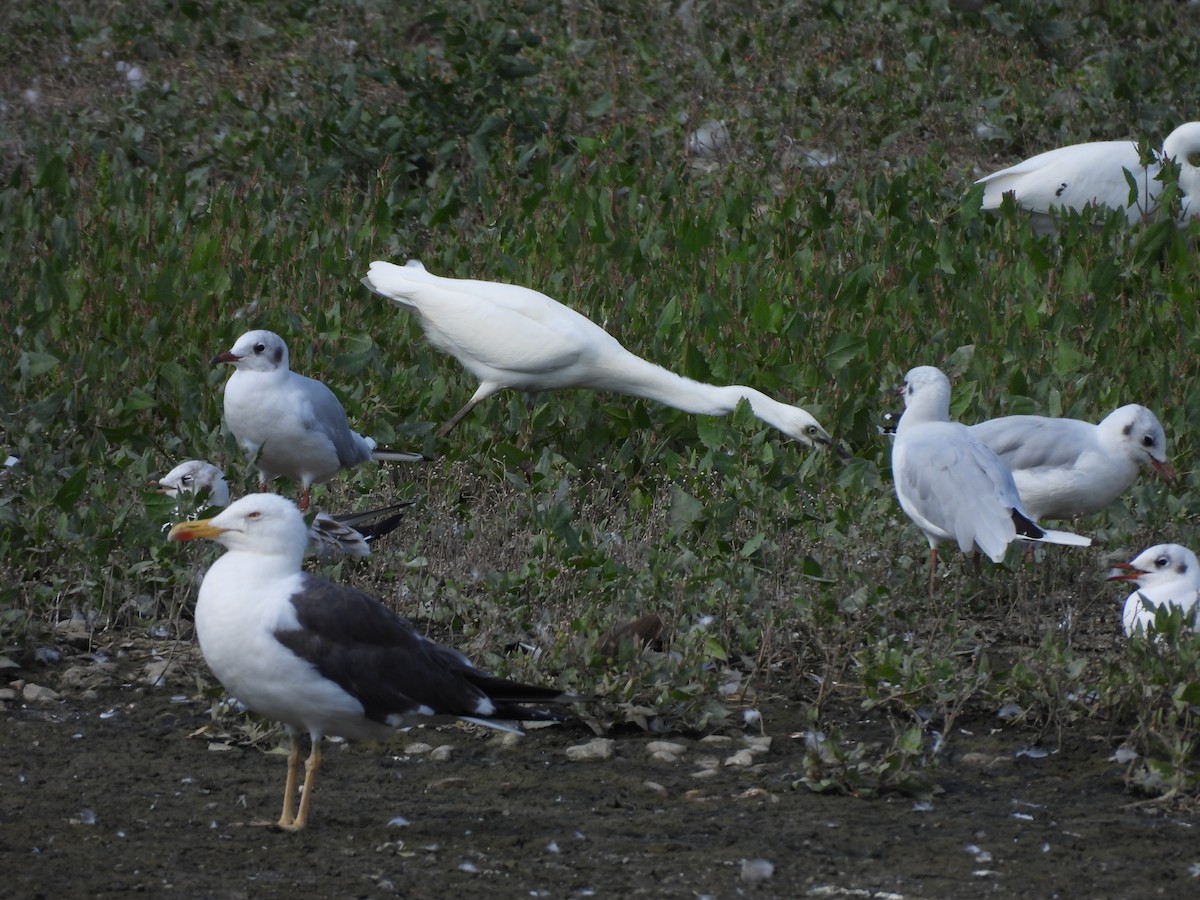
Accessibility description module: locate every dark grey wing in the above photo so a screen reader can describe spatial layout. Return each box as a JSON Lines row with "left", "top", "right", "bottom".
{"left": 275, "top": 574, "right": 567, "bottom": 725}
{"left": 332, "top": 502, "right": 415, "bottom": 542}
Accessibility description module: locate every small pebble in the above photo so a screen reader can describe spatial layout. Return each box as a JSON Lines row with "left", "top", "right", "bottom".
{"left": 566, "top": 738, "right": 615, "bottom": 762}
{"left": 740, "top": 859, "right": 774, "bottom": 883}
{"left": 646, "top": 740, "right": 687, "bottom": 756}
{"left": 22, "top": 683, "right": 61, "bottom": 703}
{"left": 742, "top": 735, "right": 772, "bottom": 754}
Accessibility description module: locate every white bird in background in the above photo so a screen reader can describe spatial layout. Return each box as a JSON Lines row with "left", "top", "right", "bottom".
{"left": 155, "top": 459, "right": 411, "bottom": 559}
{"left": 968, "top": 404, "right": 1174, "bottom": 521}
{"left": 975, "top": 122, "right": 1200, "bottom": 233}
{"left": 168, "top": 493, "right": 573, "bottom": 831}
{"left": 1107, "top": 544, "right": 1200, "bottom": 636}
{"left": 211, "top": 330, "right": 424, "bottom": 511}
{"left": 361, "top": 260, "right": 838, "bottom": 452}
{"left": 891, "top": 366, "right": 1091, "bottom": 594}
{"left": 156, "top": 459, "right": 233, "bottom": 507}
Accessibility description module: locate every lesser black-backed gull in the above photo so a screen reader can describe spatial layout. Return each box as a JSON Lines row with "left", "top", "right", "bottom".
{"left": 168, "top": 493, "right": 573, "bottom": 830}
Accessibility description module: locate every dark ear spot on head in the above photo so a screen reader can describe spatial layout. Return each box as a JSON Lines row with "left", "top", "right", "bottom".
{"left": 272, "top": 345, "right": 283, "bottom": 365}
{"left": 1122, "top": 422, "right": 1133, "bottom": 436}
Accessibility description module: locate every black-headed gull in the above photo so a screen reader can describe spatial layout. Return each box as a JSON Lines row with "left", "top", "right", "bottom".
{"left": 975, "top": 122, "right": 1200, "bottom": 232}
{"left": 968, "top": 404, "right": 1174, "bottom": 521}
{"left": 211, "top": 330, "right": 424, "bottom": 511}
{"left": 167, "top": 493, "right": 575, "bottom": 831}
{"left": 361, "top": 260, "right": 837, "bottom": 451}
{"left": 891, "top": 366, "right": 1091, "bottom": 594}
{"left": 1107, "top": 544, "right": 1200, "bottom": 637}
{"left": 156, "top": 459, "right": 410, "bottom": 559}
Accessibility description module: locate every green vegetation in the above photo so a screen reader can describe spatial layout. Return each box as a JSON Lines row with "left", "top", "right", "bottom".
{"left": 2, "top": 0, "right": 1198, "bottom": 800}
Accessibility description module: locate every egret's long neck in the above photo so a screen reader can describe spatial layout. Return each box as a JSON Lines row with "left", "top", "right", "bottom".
{"left": 589, "top": 352, "right": 782, "bottom": 420}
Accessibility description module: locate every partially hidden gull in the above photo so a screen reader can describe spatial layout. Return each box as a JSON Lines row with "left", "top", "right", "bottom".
{"left": 891, "top": 366, "right": 1091, "bottom": 594}
{"left": 975, "top": 122, "right": 1200, "bottom": 233}
{"left": 211, "top": 330, "right": 425, "bottom": 511}
{"left": 156, "top": 459, "right": 411, "bottom": 559}
{"left": 361, "top": 260, "right": 839, "bottom": 453}
{"left": 968, "top": 404, "right": 1174, "bottom": 522}
{"left": 168, "top": 493, "right": 575, "bottom": 831}
{"left": 1107, "top": 544, "right": 1200, "bottom": 637}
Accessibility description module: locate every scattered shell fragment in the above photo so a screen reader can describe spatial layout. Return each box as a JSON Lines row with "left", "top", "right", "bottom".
{"left": 430, "top": 745, "right": 454, "bottom": 762}
{"left": 736, "top": 787, "right": 777, "bottom": 803}
{"left": 724, "top": 749, "right": 756, "bottom": 768}
{"left": 1110, "top": 746, "right": 1139, "bottom": 764}
{"left": 405, "top": 742, "right": 434, "bottom": 756}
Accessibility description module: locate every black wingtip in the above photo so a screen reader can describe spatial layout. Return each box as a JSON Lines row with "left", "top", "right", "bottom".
{"left": 1011, "top": 509, "right": 1045, "bottom": 540}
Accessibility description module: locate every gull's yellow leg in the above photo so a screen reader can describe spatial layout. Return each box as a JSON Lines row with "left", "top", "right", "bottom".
{"left": 277, "top": 732, "right": 302, "bottom": 829}
{"left": 282, "top": 739, "right": 322, "bottom": 832}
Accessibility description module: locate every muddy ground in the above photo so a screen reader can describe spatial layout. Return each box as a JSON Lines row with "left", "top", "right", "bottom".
{"left": 1, "top": 635, "right": 1195, "bottom": 900}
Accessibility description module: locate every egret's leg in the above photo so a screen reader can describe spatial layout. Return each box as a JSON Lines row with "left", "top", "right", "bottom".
{"left": 437, "top": 397, "right": 483, "bottom": 437}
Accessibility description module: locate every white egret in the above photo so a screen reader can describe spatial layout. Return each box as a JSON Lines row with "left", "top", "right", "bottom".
{"left": 361, "top": 260, "right": 836, "bottom": 452}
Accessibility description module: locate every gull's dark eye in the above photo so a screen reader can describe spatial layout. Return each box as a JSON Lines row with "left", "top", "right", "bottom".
{"left": 1142, "top": 435, "right": 1156, "bottom": 447}
{"left": 254, "top": 342, "right": 266, "bottom": 353}
{"left": 248, "top": 511, "right": 262, "bottom": 521}
{"left": 1156, "top": 556, "right": 1169, "bottom": 569}
{"left": 181, "top": 475, "right": 193, "bottom": 486}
